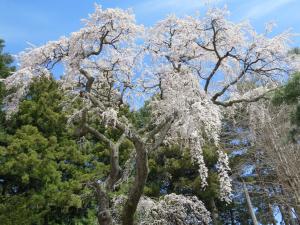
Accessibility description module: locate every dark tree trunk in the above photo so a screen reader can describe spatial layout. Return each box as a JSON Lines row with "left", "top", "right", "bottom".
{"left": 280, "top": 205, "right": 289, "bottom": 225}
{"left": 94, "top": 183, "right": 113, "bottom": 225}
{"left": 294, "top": 206, "right": 300, "bottom": 224}
{"left": 121, "top": 140, "right": 148, "bottom": 225}
{"left": 210, "top": 198, "right": 220, "bottom": 225}
{"left": 267, "top": 204, "right": 277, "bottom": 225}
{"left": 230, "top": 209, "right": 235, "bottom": 225}
{"left": 288, "top": 206, "right": 297, "bottom": 225}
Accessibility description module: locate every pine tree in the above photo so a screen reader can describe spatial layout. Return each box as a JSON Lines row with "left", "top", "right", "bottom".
{"left": 0, "top": 39, "right": 15, "bottom": 131}
{"left": 0, "top": 77, "right": 111, "bottom": 225}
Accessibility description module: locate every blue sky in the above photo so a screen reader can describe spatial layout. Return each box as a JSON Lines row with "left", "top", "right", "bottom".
{"left": 0, "top": 0, "right": 300, "bottom": 56}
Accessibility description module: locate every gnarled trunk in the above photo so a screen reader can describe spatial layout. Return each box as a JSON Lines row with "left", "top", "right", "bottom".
{"left": 210, "top": 198, "right": 220, "bottom": 225}
{"left": 280, "top": 205, "right": 289, "bottom": 225}
{"left": 121, "top": 140, "right": 148, "bottom": 225}
{"left": 268, "top": 204, "right": 277, "bottom": 225}
{"left": 288, "top": 206, "right": 297, "bottom": 225}
{"left": 94, "top": 183, "right": 113, "bottom": 225}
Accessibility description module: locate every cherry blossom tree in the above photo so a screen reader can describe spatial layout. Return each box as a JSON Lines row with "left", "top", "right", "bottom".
{"left": 2, "top": 4, "right": 293, "bottom": 225}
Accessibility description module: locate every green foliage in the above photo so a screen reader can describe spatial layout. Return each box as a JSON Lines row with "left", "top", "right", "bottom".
{"left": 273, "top": 73, "right": 300, "bottom": 107}
{"left": 0, "top": 39, "right": 15, "bottom": 79}
{"left": 272, "top": 73, "right": 300, "bottom": 140}
{"left": 0, "top": 39, "right": 15, "bottom": 130}
{"left": 10, "top": 77, "right": 66, "bottom": 137}
{"left": 0, "top": 77, "right": 109, "bottom": 225}
{"left": 145, "top": 144, "right": 221, "bottom": 202}
{"left": 131, "top": 101, "right": 152, "bottom": 129}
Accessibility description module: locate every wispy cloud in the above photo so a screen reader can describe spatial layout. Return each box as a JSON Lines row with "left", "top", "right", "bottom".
{"left": 243, "top": 0, "right": 296, "bottom": 20}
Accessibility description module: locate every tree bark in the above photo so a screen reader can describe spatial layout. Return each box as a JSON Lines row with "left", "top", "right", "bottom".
{"left": 243, "top": 182, "right": 258, "bottom": 225}
{"left": 288, "top": 206, "right": 297, "bottom": 225}
{"left": 116, "top": 116, "right": 174, "bottom": 225}
{"left": 280, "top": 205, "right": 289, "bottom": 225}
{"left": 210, "top": 198, "right": 220, "bottom": 225}
{"left": 106, "top": 134, "right": 125, "bottom": 190}
{"left": 230, "top": 209, "right": 235, "bottom": 225}
{"left": 85, "top": 111, "right": 174, "bottom": 225}
{"left": 294, "top": 206, "right": 300, "bottom": 224}
{"left": 121, "top": 139, "right": 148, "bottom": 225}
{"left": 93, "top": 182, "right": 113, "bottom": 225}
{"left": 85, "top": 125, "right": 125, "bottom": 191}
{"left": 268, "top": 204, "right": 277, "bottom": 225}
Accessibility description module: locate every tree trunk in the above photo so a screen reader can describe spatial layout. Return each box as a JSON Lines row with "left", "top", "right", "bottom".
{"left": 230, "top": 209, "right": 235, "bottom": 225}
{"left": 106, "top": 144, "right": 122, "bottom": 190}
{"left": 210, "top": 198, "right": 220, "bottom": 225}
{"left": 294, "top": 206, "right": 300, "bottom": 224}
{"left": 243, "top": 182, "right": 258, "bottom": 225}
{"left": 268, "top": 204, "right": 277, "bottom": 225}
{"left": 94, "top": 183, "right": 113, "bottom": 225}
{"left": 121, "top": 140, "right": 148, "bottom": 225}
{"left": 288, "top": 206, "right": 297, "bottom": 225}
{"left": 280, "top": 205, "right": 289, "bottom": 225}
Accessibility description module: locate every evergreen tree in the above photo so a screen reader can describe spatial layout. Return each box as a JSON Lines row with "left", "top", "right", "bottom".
{"left": 273, "top": 72, "right": 300, "bottom": 137}
{"left": 0, "top": 77, "right": 111, "bottom": 225}
{"left": 0, "top": 39, "right": 15, "bottom": 130}
{"left": 0, "top": 39, "right": 15, "bottom": 79}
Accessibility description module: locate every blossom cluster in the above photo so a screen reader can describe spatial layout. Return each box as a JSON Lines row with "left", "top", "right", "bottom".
{"left": 136, "top": 194, "right": 211, "bottom": 225}
{"left": 216, "top": 150, "right": 232, "bottom": 203}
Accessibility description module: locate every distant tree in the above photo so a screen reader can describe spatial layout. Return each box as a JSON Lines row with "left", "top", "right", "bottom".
{"left": 0, "top": 39, "right": 15, "bottom": 129}
{"left": 0, "top": 39, "right": 15, "bottom": 79}
{"left": 272, "top": 72, "right": 300, "bottom": 140}
{"left": 248, "top": 101, "right": 300, "bottom": 223}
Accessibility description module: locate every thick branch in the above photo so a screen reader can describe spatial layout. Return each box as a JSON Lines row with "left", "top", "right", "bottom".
{"left": 106, "top": 133, "right": 126, "bottom": 190}
{"left": 211, "top": 65, "right": 250, "bottom": 101}
{"left": 114, "top": 151, "right": 136, "bottom": 189}
{"left": 204, "top": 47, "right": 234, "bottom": 92}
{"left": 213, "top": 88, "right": 276, "bottom": 107}
{"left": 113, "top": 114, "right": 176, "bottom": 225}
{"left": 79, "top": 68, "right": 95, "bottom": 93}
{"left": 118, "top": 123, "right": 148, "bottom": 225}
{"left": 89, "top": 181, "right": 112, "bottom": 225}
{"left": 146, "top": 115, "right": 174, "bottom": 143}
{"left": 84, "top": 124, "right": 125, "bottom": 190}
{"left": 84, "top": 124, "right": 114, "bottom": 149}
{"left": 148, "top": 116, "right": 175, "bottom": 152}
